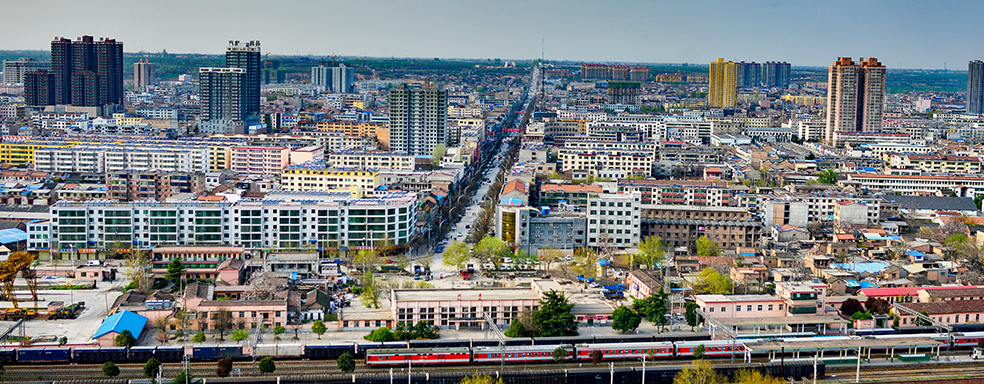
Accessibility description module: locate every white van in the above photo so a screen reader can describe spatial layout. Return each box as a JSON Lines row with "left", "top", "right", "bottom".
{"left": 85, "top": 260, "right": 102, "bottom": 266}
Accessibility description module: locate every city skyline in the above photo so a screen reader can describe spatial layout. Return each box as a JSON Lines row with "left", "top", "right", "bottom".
{"left": 1, "top": 0, "right": 983, "bottom": 70}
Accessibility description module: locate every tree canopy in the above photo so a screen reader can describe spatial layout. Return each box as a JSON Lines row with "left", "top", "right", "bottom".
{"left": 696, "top": 268, "right": 733, "bottom": 294}
{"left": 818, "top": 168, "right": 837, "bottom": 184}
{"left": 636, "top": 235, "right": 667, "bottom": 269}
{"left": 115, "top": 329, "right": 136, "bottom": 347}
{"left": 695, "top": 236, "right": 721, "bottom": 257}
{"left": 612, "top": 305, "right": 641, "bottom": 333}
{"left": 364, "top": 326, "right": 397, "bottom": 342}
{"left": 443, "top": 240, "right": 471, "bottom": 272}
{"left": 505, "top": 290, "right": 577, "bottom": 337}
{"left": 337, "top": 352, "right": 356, "bottom": 373}
{"left": 632, "top": 289, "right": 669, "bottom": 325}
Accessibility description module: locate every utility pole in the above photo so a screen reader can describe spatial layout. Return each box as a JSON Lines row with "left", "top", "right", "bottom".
{"left": 641, "top": 354, "right": 646, "bottom": 384}
{"left": 609, "top": 362, "right": 614, "bottom": 384}
{"left": 855, "top": 347, "right": 861, "bottom": 383}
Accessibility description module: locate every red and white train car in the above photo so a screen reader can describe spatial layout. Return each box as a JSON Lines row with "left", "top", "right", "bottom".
{"left": 472, "top": 344, "right": 573, "bottom": 364}
{"left": 573, "top": 342, "right": 674, "bottom": 361}
{"left": 674, "top": 341, "right": 745, "bottom": 357}
{"left": 365, "top": 347, "right": 471, "bottom": 366}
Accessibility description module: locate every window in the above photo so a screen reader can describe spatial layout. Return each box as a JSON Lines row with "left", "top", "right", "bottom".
{"left": 757, "top": 305, "right": 762, "bottom": 311}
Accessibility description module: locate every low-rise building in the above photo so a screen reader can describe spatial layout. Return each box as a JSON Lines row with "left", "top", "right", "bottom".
{"left": 694, "top": 294, "right": 787, "bottom": 319}
{"left": 390, "top": 288, "right": 542, "bottom": 329}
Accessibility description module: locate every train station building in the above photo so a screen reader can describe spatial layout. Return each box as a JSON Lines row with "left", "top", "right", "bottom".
{"left": 390, "top": 288, "right": 542, "bottom": 330}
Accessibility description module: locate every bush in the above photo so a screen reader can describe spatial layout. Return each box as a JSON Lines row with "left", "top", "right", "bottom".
{"left": 230, "top": 329, "right": 249, "bottom": 342}
{"left": 337, "top": 352, "right": 355, "bottom": 373}
{"left": 143, "top": 358, "right": 161, "bottom": 379}
{"left": 115, "top": 330, "right": 135, "bottom": 347}
{"left": 193, "top": 331, "right": 206, "bottom": 343}
{"left": 215, "top": 357, "right": 233, "bottom": 378}
{"left": 363, "top": 327, "right": 397, "bottom": 342}
{"left": 258, "top": 357, "right": 276, "bottom": 374}
{"left": 102, "top": 361, "right": 120, "bottom": 377}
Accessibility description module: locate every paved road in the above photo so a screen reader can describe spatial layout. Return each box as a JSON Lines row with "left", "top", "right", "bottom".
{"left": 423, "top": 140, "right": 511, "bottom": 280}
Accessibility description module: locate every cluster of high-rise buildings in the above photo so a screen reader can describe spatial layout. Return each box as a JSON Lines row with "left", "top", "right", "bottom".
{"left": 311, "top": 63, "right": 355, "bottom": 93}
{"left": 199, "top": 40, "right": 263, "bottom": 134}
{"left": 707, "top": 59, "right": 792, "bottom": 108}
{"left": 23, "top": 36, "right": 124, "bottom": 111}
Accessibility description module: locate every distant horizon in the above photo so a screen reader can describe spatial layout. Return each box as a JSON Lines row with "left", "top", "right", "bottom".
{"left": 0, "top": 50, "right": 970, "bottom": 73}
{"left": 2, "top": 1, "right": 983, "bottom": 71}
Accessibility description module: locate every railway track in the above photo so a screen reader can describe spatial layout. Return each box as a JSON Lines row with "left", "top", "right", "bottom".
{"left": 825, "top": 360, "right": 984, "bottom": 382}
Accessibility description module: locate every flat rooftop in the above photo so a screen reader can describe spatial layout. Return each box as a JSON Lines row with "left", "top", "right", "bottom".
{"left": 744, "top": 337, "right": 943, "bottom": 352}
{"left": 715, "top": 314, "right": 850, "bottom": 326}
{"left": 392, "top": 288, "right": 541, "bottom": 302}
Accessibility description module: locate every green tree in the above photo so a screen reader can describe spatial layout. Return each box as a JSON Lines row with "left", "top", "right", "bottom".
{"left": 115, "top": 329, "right": 136, "bottom": 347}
{"left": 443, "top": 240, "right": 471, "bottom": 272}
{"left": 364, "top": 326, "right": 397, "bottom": 342}
{"left": 143, "top": 358, "right": 162, "bottom": 381}
{"left": 258, "top": 357, "right": 276, "bottom": 374}
{"left": 818, "top": 168, "right": 837, "bottom": 184}
{"left": 230, "top": 329, "right": 249, "bottom": 342}
{"left": 611, "top": 305, "right": 642, "bottom": 333}
{"left": 361, "top": 271, "right": 382, "bottom": 309}
{"left": 695, "top": 236, "right": 721, "bottom": 257}
{"left": 975, "top": 195, "right": 984, "bottom": 210}
{"left": 851, "top": 310, "right": 873, "bottom": 320}
{"left": 102, "top": 361, "right": 120, "bottom": 377}
{"left": 674, "top": 359, "right": 724, "bottom": 384}
{"left": 475, "top": 236, "right": 508, "bottom": 270}
{"left": 805, "top": 153, "right": 816, "bottom": 160}
{"left": 696, "top": 268, "right": 733, "bottom": 294}
{"left": 893, "top": 315, "right": 900, "bottom": 328}
{"left": 632, "top": 289, "right": 669, "bottom": 324}
{"left": 215, "top": 357, "right": 233, "bottom": 378}
{"left": 685, "top": 302, "right": 700, "bottom": 331}
{"left": 193, "top": 331, "right": 206, "bottom": 343}
{"left": 915, "top": 310, "right": 932, "bottom": 326}
{"left": 552, "top": 346, "right": 568, "bottom": 363}
{"left": 311, "top": 320, "right": 327, "bottom": 339}
{"left": 273, "top": 325, "right": 285, "bottom": 341}
{"left": 635, "top": 235, "right": 667, "bottom": 269}
{"left": 532, "top": 290, "right": 578, "bottom": 336}
{"left": 337, "top": 352, "right": 356, "bottom": 373}
{"left": 693, "top": 344, "right": 706, "bottom": 359}
{"left": 169, "top": 369, "right": 202, "bottom": 384}
{"left": 165, "top": 258, "right": 185, "bottom": 287}
{"left": 58, "top": 336, "right": 67, "bottom": 346}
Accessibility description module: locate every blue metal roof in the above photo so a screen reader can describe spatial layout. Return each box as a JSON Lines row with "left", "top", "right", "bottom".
{"left": 859, "top": 281, "right": 879, "bottom": 289}
{"left": 906, "top": 250, "right": 925, "bottom": 258}
{"left": 0, "top": 228, "right": 27, "bottom": 244}
{"left": 93, "top": 310, "right": 147, "bottom": 340}
{"left": 831, "top": 261, "right": 889, "bottom": 274}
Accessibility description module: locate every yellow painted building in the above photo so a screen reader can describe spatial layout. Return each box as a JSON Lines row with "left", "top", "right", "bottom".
{"left": 280, "top": 168, "right": 381, "bottom": 196}
{"left": 709, "top": 58, "right": 738, "bottom": 108}
{"left": 209, "top": 146, "right": 232, "bottom": 171}
{"left": 315, "top": 121, "right": 381, "bottom": 137}
{"left": 0, "top": 140, "right": 92, "bottom": 164}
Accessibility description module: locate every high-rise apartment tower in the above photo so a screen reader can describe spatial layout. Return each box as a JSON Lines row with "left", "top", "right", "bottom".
{"left": 388, "top": 83, "right": 448, "bottom": 156}
{"left": 709, "top": 58, "right": 738, "bottom": 108}
{"left": 968, "top": 60, "right": 984, "bottom": 115}
{"left": 824, "top": 57, "right": 886, "bottom": 143}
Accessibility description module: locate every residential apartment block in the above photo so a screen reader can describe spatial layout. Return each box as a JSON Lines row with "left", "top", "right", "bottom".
{"left": 617, "top": 179, "right": 734, "bottom": 207}
{"left": 586, "top": 192, "right": 641, "bottom": 248}
{"left": 34, "top": 191, "right": 417, "bottom": 256}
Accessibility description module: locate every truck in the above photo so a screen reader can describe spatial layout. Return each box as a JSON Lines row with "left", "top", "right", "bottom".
{"left": 602, "top": 289, "right": 624, "bottom": 300}
{"left": 466, "top": 264, "right": 475, "bottom": 274}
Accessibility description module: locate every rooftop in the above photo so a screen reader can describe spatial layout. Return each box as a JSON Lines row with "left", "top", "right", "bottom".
{"left": 392, "top": 288, "right": 541, "bottom": 302}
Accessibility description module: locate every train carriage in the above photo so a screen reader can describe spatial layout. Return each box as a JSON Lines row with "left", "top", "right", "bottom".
{"left": 18, "top": 347, "right": 71, "bottom": 363}
{"left": 365, "top": 347, "right": 470, "bottom": 366}
{"left": 472, "top": 344, "right": 572, "bottom": 364}
{"left": 673, "top": 340, "right": 744, "bottom": 357}
{"left": 303, "top": 343, "right": 356, "bottom": 359}
{"left": 72, "top": 347, "right": 127, "bottom": 363}
{"left": 155, "top": 346, "right": 185, "bottom": 362}
{"left": 0, "top": 349, "right": 14, "bottom": 364}
{"left": 574, "top": 342, "right": 674, "bottom": 361}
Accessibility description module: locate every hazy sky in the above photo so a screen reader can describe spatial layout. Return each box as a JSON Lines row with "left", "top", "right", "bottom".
{"left": 3, "top": 0, "right": 982, "bottom": 69}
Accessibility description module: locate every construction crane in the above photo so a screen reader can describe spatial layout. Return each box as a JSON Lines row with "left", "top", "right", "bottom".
{"left": 0, "top": 251, "right": 39, "bottom": 310}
